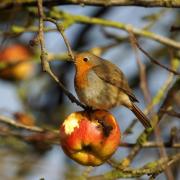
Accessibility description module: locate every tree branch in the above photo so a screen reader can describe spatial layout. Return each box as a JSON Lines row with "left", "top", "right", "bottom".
{"left": 160, "top": 109, "right": 180, "bottom": 118}
{"left": 87, "top": 153, "right": 180, "bottom": 179}
{"left": 4, "top": 9, "right": 180, "bottom": 50}
{"left": 0, "top": 114, "right": 179, "bottom": 148}
{"left": 134, "top": 40, "right": 180, "bottom": 75}
{"left": 128, "top": 29, "right": 152, "bottom": 103}
{"left": 49, "top": 9, "right": 180, "bottom": 49}
{"left": 37, "top": 0, "right": 86, "bottom": 109}
{"left": 0, "top": 115, "right": 43, "bottom": 132}
{"left": 1, "top": 0, "right": 180, "bottom": 9}
{"left": 120, "top": 73, "right": 179, "bottom": 167}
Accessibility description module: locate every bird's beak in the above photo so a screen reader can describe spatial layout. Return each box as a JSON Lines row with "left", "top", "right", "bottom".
{"left": 68, "top": 56, "right": 75, "bottom": 62}
{"left": 66, "top": 51, "right": 77, "bottom": 63}
{"left": 69, "top": 51, "right": 78, "bottom": 63}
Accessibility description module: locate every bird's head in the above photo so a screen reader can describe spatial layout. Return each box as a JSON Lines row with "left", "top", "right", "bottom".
{"left": 73, "top": 52, "right": 102, "bottom": 71}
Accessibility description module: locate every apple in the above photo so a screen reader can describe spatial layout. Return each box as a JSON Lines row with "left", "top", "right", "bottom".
{"left": 59, "top": 110, "right": 121, "bottom": 166}
{"left": 14, "top": 112, "right": 35, "bottom": 126}
{"left": 0, "top": 44, "right": 35, "bottom": 80}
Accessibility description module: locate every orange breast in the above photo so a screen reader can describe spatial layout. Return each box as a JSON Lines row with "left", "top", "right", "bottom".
{"left": 75, "top": 68, "right": 90, "bottom": 89}
{"left": 75, "top": 60, "right": 92, "bottom": 89}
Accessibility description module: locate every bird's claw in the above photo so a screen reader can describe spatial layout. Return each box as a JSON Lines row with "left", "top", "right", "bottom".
{"left": 84, "top": 106, "right": 94, "bottom": 112}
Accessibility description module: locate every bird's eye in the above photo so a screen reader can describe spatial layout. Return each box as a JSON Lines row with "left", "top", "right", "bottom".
{"left": 83, "top": 57, "right": 89, "bottom": 62}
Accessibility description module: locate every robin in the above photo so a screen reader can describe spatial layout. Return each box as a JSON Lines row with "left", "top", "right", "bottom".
{"left": 73, "top": 52, "right": 151, "bottom": 128}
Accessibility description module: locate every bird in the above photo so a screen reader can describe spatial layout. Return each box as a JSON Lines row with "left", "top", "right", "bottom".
{"left": 73, "top": 52, "right": 151, "bottom": 129}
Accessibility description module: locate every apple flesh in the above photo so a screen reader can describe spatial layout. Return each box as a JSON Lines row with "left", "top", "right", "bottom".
{"left": 60, "top": 110, "right": 120, "bottom": 166}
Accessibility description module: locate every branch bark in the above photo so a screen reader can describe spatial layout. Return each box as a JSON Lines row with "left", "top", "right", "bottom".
{"left": 49, "top": 10, "right": 180, "bottom": 49}
{"left": 0, "top": 115, "right": 43, "bottom": 132}
{"left": 0, "top": 115, "right": 179, "bottom": 148}
{"left": 1, "top": 0, "right": 180, "bottom": 9}
{"left": 87, "top": 153, "right": 180, "bottom": 179}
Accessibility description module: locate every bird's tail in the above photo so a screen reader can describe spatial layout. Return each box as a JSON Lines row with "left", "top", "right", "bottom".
{"left": 131, "top": 103, "right": 151, "bottom": 128}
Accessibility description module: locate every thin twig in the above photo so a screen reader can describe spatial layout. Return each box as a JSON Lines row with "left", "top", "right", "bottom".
{"left": 120, "top": 73, "right": 179, "bottom": 168}
{"left": 3, "top": 9, "right": 180, "bottom": 49}
{"left": 44, "top": 17, "right": 74, "bottom": 60}
{"left": 128, "top": 29, "right": 151, "bottom": 103}
{"left": 152, "top": 54, "right": 178, "bottom": 180}
{"left": 134, "top": 41, "right": 180, "bottom": 75}
{"left": 37, "top": 0, "right": 48, "bottom": 72}
{"left": 1, "top": 0, "right": 180, "bottom": 8}
{"left": 87, "top": 153, "right": 180, "bottom": 179}
{"left": 170, "top": 26, "right": 180, "bottom": 32}
{"left": 123, "top": 119, "right": 137, "bottom": 136}
{"left": 129, "top": 30, "right": 175, "bottom": 179}
{"left": 37, "top": 1, "right": 86, "bottom": 109}
{"left": 120, "top": 142, "right": 180, "bottom": 148}
{"left": 160, "top": 109, "right": 180, "bottom": 118}
{"left": 0, "top": 115, "right": 43, "bottom": 132}
{"left": 154, "top": 125, "right": 175, "bottom": 180}
{"left": 1, "top": 114, "right": 179, "bottom": 148}
{"left": 49, "top": 9, "right": 180, "bottom": 49}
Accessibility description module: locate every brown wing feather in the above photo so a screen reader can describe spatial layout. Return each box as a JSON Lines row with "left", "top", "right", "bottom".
{"left": 92, "top": 60, "right": 138, "bottom": 102}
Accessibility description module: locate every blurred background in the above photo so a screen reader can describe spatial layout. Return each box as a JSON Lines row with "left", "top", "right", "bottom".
{"left": 0, "top": 3, "right": 179, "bottom": 180}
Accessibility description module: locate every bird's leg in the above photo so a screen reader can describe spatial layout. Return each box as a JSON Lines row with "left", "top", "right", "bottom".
{"left": 84, "top": 105, "right": 94, "bottom": 112}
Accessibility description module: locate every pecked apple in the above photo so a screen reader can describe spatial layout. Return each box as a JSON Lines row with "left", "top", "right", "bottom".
{"left": 59, "top": 110, "right": 121, "bottom": 166}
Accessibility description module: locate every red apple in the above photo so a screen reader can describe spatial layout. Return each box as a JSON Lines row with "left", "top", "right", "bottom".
{"left": 59, "top": 110, "right": 121, "bottom": 166}
{"left": 0, "top": 44, "right": 35, "bottom": 80}
{"left": 14, "top": 112, "right": 35, "bottom": 127}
